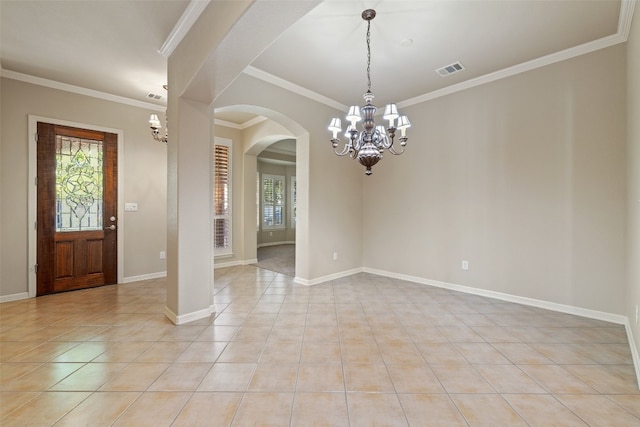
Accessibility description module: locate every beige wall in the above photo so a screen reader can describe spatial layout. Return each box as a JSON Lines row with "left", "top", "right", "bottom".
{"left": 627, "top": 4, "right": 640, "bottom": 369}
{"left": 363, "top": 44, "right": 627, "bottom": 315}
{"left": 0, "top": 77, "right": 168, "bottom": 297}
{"left": 214, "top": 73, "right": 364, "bottom": 280}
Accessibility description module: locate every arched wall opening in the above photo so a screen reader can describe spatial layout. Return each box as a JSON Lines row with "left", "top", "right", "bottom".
{"left": 214, "top": 105, "right": 311, "bottom": 282}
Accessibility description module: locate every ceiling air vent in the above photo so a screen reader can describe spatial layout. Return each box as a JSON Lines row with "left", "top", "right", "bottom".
{"left": 147, "top": 92, "right": 163, "bottom": 100}
{"left": 435, "top": 61, "right": 465, "bottom": 77}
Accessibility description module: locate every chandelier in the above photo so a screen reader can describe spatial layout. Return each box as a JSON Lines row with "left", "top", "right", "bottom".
{"left": 328, "top": 9, "right": 410, "bottom": 175}
{"left": 148, "top": 114, "right": 168, "bottom": 143}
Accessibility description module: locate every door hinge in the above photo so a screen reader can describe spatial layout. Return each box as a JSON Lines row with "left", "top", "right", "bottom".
{"left": 34, "top": 264, "right": 38, "bottom": 273}
{"left": 35, "top": 133, "right": 38, "bottom": 143}
{"left": 34, "top": 176, "right": 38, "bottom": 186}
{"left": 34, "top": 221, "right": 37, "bottom": 230}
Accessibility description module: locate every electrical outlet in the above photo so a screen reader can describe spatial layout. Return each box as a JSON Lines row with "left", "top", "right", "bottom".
{"left": 160, "top": 251, "right": 166, "bottom": 260}
{"left": 333, "top": 252, "right": 338, "bottom": 261}
{"left": 461, "top": 260, "right": 469, "bottom": 271}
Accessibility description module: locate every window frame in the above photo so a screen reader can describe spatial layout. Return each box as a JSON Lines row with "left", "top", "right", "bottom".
{"left": 262, "top": 173, "right": 286, "bottom": 230}
{"left": 213, "top": 137, "right": 232, "bottom": 257}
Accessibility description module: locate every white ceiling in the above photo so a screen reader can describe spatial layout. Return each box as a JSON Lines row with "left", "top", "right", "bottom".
{"left": 0, "top": 0, "right": 630, "bottom": 126}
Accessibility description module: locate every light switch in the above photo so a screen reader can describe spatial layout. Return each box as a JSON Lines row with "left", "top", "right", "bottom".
{"left": 124, "top": 202, "right": 138, "bottom": 212}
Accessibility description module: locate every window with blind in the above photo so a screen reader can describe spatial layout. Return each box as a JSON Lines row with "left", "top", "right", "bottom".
{"left": 214, "top": 138, "right": 232, "bottom": 256}
{"left": 262, "top": 174, "right": 285, "bottom": 230}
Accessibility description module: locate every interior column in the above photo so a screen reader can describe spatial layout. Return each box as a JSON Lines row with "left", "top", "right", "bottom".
{"left": 165, "top": 97, "right": 214, "bottom": 324}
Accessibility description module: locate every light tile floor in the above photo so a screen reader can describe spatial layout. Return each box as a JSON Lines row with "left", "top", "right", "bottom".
{"left": 1, "top": 266, "right": 639, "bottom": 426}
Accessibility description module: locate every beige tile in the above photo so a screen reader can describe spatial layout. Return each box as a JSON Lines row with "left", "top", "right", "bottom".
{"left": 51, "top": 342, "right": 108, "bottom": 362}
{"left": 416, "top": 342, "right": 468, "bottom": 364}
{"left": 297, "top": 363, "right": 345, "bottom": 392}
{"left": 518, "top": 364, "right": 597, "bottom": 394}
{"left": 301, "top": 341, "right": 342, "bottom": 364}
{"left": 341, "top": 341, "right": 384, "bottom": 364}
{"left": 347, "top": 393, "right": 408, "bottom": 427}
{"left": 564, "top": 364, "right": 640, "bottom": 394}
{"left": 608, "top": 394, "right": 640, "bottom": 418}
{"left": 557, "top": 394, "right": 640, "bottom": 427}
{"left": 194, "top": 325, "right": 238, "bottom": 341}
{"left": 503, "top": 394, "right": 588, "bottom": 427}
{"left": 233, "top": 325, "right": 272, "bottom": 341}
{"left": 112, "top": 391, "right": 191, "bottom": 427}
{"left": 134, "top": 341, "right": 191, "bottom": 363}
{"left": 55, "top": 391, "right": 140, "bottom": 426}
{"left": 51, "top": 362, "right": 127, "bottom": 391}
{"left": 259, "top": 340, "right": 301, "bottom": 363}
{"left": 148, "top": 362, "right": 212, "bottom": 391}
{"left": 399, "top": 394, "right": 468, "bottom": 426}
{"left": 6, "top": 341, "right": 78, "bottom": 363}
{"left": 0, "top": 391, "right": 40, "bottom": 417}
{"left": 175, "top": 341, "right": 227, "bottom": 363}
{"left": 1, "top": 362, "right": 84, "bottom": 391}
{"left": 217, "top": 340, "right": 265, "bottom": 363}
{"left": 99, "top": 363, "right": 169, "bottom": 391}
{"left": 430, "top": 364, "right": 494, "bottom": 393}
{"left": 304, "top": 324, "right": 340, "bottom": 342}
{"left": 475, "top": 364, "right": 546, "bottom": 394}
{"left": 0, "top": 342, "right": 43, "bottom": 362}
{"left": 92, "top": 341, "right": 153, "bottom": 362}
{"left": 247, "top": 363, "right": 298, "bottom": 392}
{"left": 343, "top": 363, "right": 395, "bottom": 392}
{"left": 0, "top": 363, "right": 41, "bottom": 385}
{"left": 379, "top": 342, "right": 425, "bottom": 364}
{"left": 454, "top": 343, "right": 511, "bottom": 364}
{"left": 491, "top": 342, "right": 553, "bottom": 364}
{"left": 231, "top": 392, "right": 294, "bottom": 426}
{"left": 198, "top": 363, "right": 256, "bottom": 392}
{"left": 172, "top": 392, "right": 242, "bottom": 426}
{"left": 387, "top": 364, "right": 445, "bottom": 394}
{"left": 0, "top": 391, "right": 90, "bottom": 427}
{"left": 158, "top": 325, "right": 208, "bottom": 341}
{"left": 291, "top": 392, "right": 349, "bottom": 426}
{"left": 451, "top": 394, "right": 528, "bottom": 426}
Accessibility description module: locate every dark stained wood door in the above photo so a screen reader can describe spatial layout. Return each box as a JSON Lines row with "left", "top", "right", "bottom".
{"left": 37, "top": 122, "right": 117, "bottom": 295}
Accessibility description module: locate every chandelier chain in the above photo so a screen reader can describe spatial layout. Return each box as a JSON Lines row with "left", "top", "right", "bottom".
{"left": 366, "top": 18, "right": 371, "bottom": 92}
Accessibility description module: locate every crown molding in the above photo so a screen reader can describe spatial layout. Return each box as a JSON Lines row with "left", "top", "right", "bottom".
{"left": 1, "top": 69, "right": 165, "bottom": 111}
{"left": 214, "top": 115, "right": 267, "bottom": 130}
{"left": 159, "top": 0, "right": 211, "bottom": 58}
{"left": 245, "top": 0, "right": 635, "bottom": 111}
{"left": 243, "top": 66, "right": 347, "bottom": 111}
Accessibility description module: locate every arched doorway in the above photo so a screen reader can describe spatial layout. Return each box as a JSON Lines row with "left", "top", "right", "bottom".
{"left": 213, "top": 105, "right": 310, "bottom": 282}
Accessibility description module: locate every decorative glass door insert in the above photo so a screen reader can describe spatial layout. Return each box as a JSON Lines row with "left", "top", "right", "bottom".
{"left": 55, "top": 135, "right": 103, "bottom": 231}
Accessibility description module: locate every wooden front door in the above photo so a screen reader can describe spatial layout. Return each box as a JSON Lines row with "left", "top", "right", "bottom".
{"left": 36, "top": 122, "right": 117, "bottom": 295}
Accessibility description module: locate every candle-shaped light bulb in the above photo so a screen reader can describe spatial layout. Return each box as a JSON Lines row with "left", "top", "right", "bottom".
{"left": 328, "top": 118, "right": 342, "bottom": 139}
{"left": 397, "top": 115, "right": 411, "bottom": 137}
{"left": 383, "top": 103, "right": 399, "bottom": 128}
{"left": 346, "top": 106, "right": 361, "bottom": 128}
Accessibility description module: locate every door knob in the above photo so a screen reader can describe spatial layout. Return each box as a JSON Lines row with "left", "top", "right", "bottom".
{"left": 105, "top": 225, "right": 116, "bottom": 231}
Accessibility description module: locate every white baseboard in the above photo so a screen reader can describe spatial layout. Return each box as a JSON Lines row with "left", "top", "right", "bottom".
{"left": 0, "top": 292, "right": 29, "bottom": 303}
{"left": 214, "top": 259, "right": 258, "bottom": 269}
{"left": 364, "top": 267, "right": 627, "bottom": 325}
{"left": 257, "top": 241, "right": 295, "bottom": 248}
{"left": 164, "top": 305, "right": 215, "bottom": 325}
{"left": 624, "top": 321, "right": 640, "bottom": 389}
{"left": 295, "top": 267, "right": 364, "bottom": 286}
{"left": 122, "top": 271, "right": 167, "bottom": 283}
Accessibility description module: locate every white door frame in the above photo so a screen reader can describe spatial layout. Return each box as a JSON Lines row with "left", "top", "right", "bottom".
{"left": 27, "top": 115, "right": 125, "bottom": 297}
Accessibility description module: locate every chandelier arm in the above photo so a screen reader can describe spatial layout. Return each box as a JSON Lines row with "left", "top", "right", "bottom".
{"left": 332, "top": 139, "right": 353, "bottom": 156}
{"left": 388, "top": 144, "right": 405, "bottom": 156}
